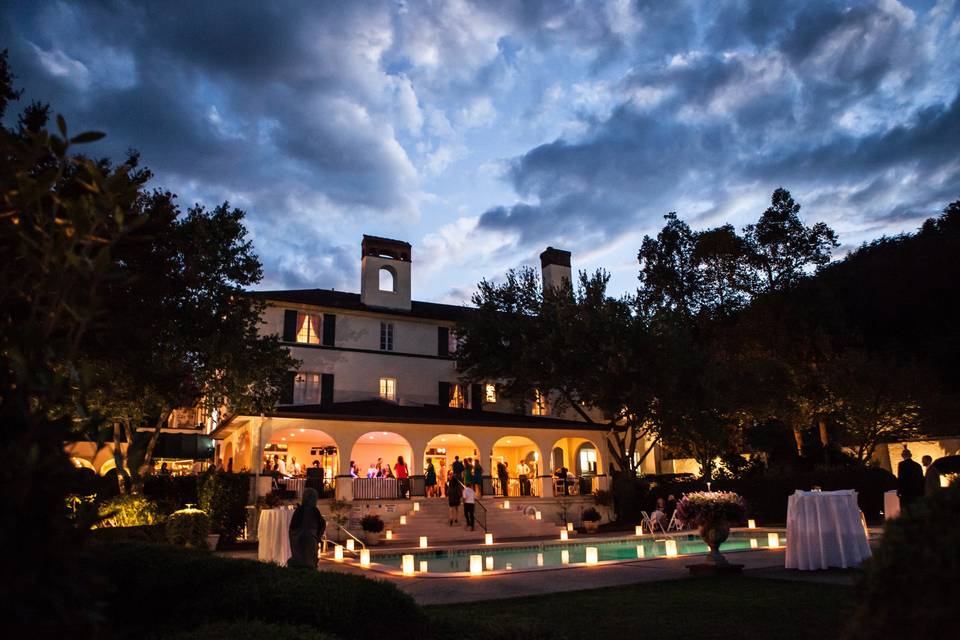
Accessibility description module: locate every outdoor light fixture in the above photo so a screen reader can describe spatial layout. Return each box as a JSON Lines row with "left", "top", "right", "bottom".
{"left": 485, "top": 556, "right": 494, "bottom": 570}
{"left": 585, "top": 547, "right": 599, "bottom": 565}
{"left": 413, "top": 502, "right": 420, "bottom": 512}
{"left": 750, "top": 538, "right": 758, "bottom": 549}
{"left": 470, "top": 555, "right": 483, "bottom": 575}
{"left": 561, "top": 549, "right": 570, "bottom": 564}
{"left": 334, "top": 545, "right": 344, "bottom": 561}
{"left": 419, "top": 536, "right": 428, "bottom": 548}
{"left": 503, "top": 500, "right": 510, "bottom": 509}
{"left": 747, "top": 519, "right": 757, "bottom": 529}
{"left": 535, "top": 510, "right": 542, "bottom": 520}
{"left": 664, "top": 540, "right": 678, "bottom": 557}
{"left": 636, "top": 545, "right": 645, "bottom": 559}
{"left": 567, "top": 522, "right": 574, "bottom": 532}
{"left": 402, "top": 554, "right": 415, "bottom": 576}
{"left": 360, "top": 549, "right": 370, "bottom": 566}
{"left": 346, "top": 539, "right": 355, "bottom": 551}
{"left": 385, "top": 530, "right": 393, "bottom": 540}
{"left": 537, "top": 553, "right": 544, "bottom": 567}
{"left": 419, "top": 560, "right": 428, "bottom": 573}
{"left": 636, "top": 524, "right": 644, "bottom": 536}
{"left": 560, "top": 530, "right": 568, "bottom": 541}
{"left": 485, "top": 533, "right": 494, "bottom": 545}
{"left": 506, "top": 563, "right": 512, "bottom": 570}
{"left": 400, "top": 515, "right": 407, "bottom": 525}
{"left": 768, "top": 533, "right": 780, "bottom": 548}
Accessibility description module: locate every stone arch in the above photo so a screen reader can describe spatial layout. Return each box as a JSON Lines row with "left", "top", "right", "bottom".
{"left": 423, "top": 432, "right": 480, "bottom": 486}
{"left": 378, "top": 265, "right": 397, "bottom": 292}
{"left": 491, "top": 435, "right": 542, "bottom": 496}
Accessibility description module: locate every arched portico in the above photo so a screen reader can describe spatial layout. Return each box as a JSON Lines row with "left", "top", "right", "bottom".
{"left": 491, "top": 436, "right": 542, "bottom": 497}
{"left": 423, "top": 433, "right": 480, "bottom": 494}
{"left": 266, "top": 425, "right": 340, "bottom": 479}
{"left": 549, "top": 436, "right": 603, "bottom": 495}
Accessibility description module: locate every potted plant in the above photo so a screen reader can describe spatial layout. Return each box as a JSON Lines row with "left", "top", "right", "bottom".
{"left": 581, "top": 507, "right": 602, "bottom": 533}
{"left": 360, "top": 514, "right": 385, "bottom": 546}
{"left": 165, "top": 507, "right": 212, "bottom": 549}
{"left": 674, "top": 491, "right": 747, "bottom": 566}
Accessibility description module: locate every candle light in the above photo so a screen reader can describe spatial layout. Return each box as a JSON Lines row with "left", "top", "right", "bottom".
{"left": 585, "top": 547, "right": 599, "bottom": 565}
{"left": 400, "top": 515, "right": 407, "bottom": 525}
{"left": 560, "top": 529, "right": 568, "bottom": 541}
{"left": 664, "top": 539, "right": 678, "bottom": 557}
{"left": 401, "top": 554, "right": 415, "bottom": 576}
{"left": 503, "top": 500, "right": 510, "bottom": 509}
{"left": 635, "top": 524, "right": 643, "bottom": 536}
{"left": 346, "top": 539, "right": 355, "bottom": 551}
{"left": 419, "top": 560, "right": 428, "bottom": 573}
{"left": 485, "top": 556, "right": 494, "bottom": 570}
{"left": 360, "top": 549, "right": 370, "bottom": 566}
{"left": 419, "top": 536, "right": 428, "bottom": 548}
{"left": 561, "top": 549, "right": 570, "bottom": 564}
{"left": 485, "top": 533, "right": 494, "bottom": 545}
{"left": 536, "top": 553, "right": 544, "bottom": 567}
{"left": 385, "top": 530, "right": 393, "bottom": 540}
{"left": 567, "top": 522, "right": 574, "bottom": 532}
{"left": 469, "top": 555, "right": 483, "bottom": 575}
{"left": 334, "top": 545, "right": 344, "bottom": 561}
{"left": 413, "top": 502, "right": 420, "bottom": 512}
{"left": 747, "top": 519, "right": 756, "bottom": 529}
{"left": 505, "top": 563, "right": 512, "bottom": 570}
{"left": 636, "top": 545, "right": 645, "bottom": 558}
{"left": 767, "top": 533, "right": 780, "bottom": 549}
{"left": 535, "top": 510, "right": 542, "bottom": 520}
{"left": 750, "top": 538, "right": 758, "bottom": 549}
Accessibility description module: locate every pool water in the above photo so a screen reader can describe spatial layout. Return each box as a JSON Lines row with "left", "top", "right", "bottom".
{"left": 370, "top": 532, "right": 785, "bottom": 574}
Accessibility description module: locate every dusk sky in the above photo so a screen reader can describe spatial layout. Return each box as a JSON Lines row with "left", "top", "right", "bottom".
{"left": 3, "top": 0, "right": 959, "bottom": 303}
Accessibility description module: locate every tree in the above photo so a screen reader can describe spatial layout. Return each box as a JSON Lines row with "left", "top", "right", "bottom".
{"left": 637, "top": 212, "right": 701, "bottom": 319}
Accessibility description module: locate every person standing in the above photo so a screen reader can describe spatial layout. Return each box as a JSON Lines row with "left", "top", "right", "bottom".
{"left": 897, "top": 447, "right": 924, "bottom": 509}
{"left": 451, "top": 455, "right": 464, "bottom": 481}
{"left": 446, "top": 471, "right": 462, "bottom": 526}
{"left": 497, "top": 461, "right": 509, "bottom": 497}
{"left": 462, "top": 484, "right": 476, "bottom": 531}
{"left": 517, "top": 460, "right": 530, "bottom": 496}
{"left": 921, "top": 455, "right": 942, "bottom": 496}
{"left": 463, "top": 458, "right": 474, "bottom": 489}
{"left": 472, "top": 459, "right": 483, "bottom": 496}
{"left": 394, "top": 455, "right": 409, "bottom": 498}
{"left": 424, "top": 460, "right": 437, "bottom": 497}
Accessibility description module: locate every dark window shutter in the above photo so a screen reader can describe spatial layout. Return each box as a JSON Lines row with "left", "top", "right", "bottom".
{"left": 437, "top": 326, "right": 449, "bottom": 356}
{"left": 279, "top": 371, "right": 296, "bottom": 405}
{"left": 322, "top": 314, "right": 336, "bottom": 346}
{"left": 321, "top": 373, "right": 334, "bottom": 405}
{"left": 471, "top": 383, "right": 483, "bottom": 412}
{"left": 438, "top": 381, "right": 451, "bottom": 406}
{"left": 282, "top": 310, "right": 298, "bottom": 342}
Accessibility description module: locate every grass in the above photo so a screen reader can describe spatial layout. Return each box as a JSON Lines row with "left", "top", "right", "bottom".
{"left": 426, "top": 576, "right": 854, "bottom": 640}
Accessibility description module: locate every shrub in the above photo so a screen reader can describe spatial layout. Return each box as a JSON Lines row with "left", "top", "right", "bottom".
{"left": 97, "top": 494, "right": 161, "bottom": 528}
{"left": 198, "top": 472, "right": 250, "bottom": 542}
{"left": 581, "top": 507, "right": 601, "bottom": 522}
{"left": 94, "top": 543, "right": 426, "bottom": 639}
{"left": 156, "top": 621, "right": 337, "bottom": 640}
{"left": 89, "top": 524, "right": 167, "bottom": 544}
{"left": 843, "top": 483, "right": 960, "bottom": 638}
{"left": 165, "top": 508, "right": 211, "bottom": 548}
{"left": 360, "top": 514, "right": 384, "bottom": 533}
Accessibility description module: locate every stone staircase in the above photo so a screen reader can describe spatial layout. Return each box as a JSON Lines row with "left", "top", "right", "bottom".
{"left": 353, "top": 498, "right": 567, "bottom": 546}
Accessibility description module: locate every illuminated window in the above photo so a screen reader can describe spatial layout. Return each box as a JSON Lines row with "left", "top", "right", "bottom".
{"left": 294, "top": 373, "right": 322, "bottom": 404}
{"left": 484, "top": 384, "right": 497, "bottom": 403}
{"left": 379, "top": 377, "right": 396, "bottom": 401}
{"left": 532, "top": 389, "right": 548, "bottom": 416}
{"left": 295, "top": 313, "right": 322, "bottom": 344}
{"left": 578, "top": 444, "right": 598, "bottom": 475}
{"left": 449, "top": 384, "right": 465, "bottom": 408}
{"left": 448, "top": 329, "right": 458, "bottom": 354}
{"left": 380, "top": 322, "right": 394, "bottom": 351}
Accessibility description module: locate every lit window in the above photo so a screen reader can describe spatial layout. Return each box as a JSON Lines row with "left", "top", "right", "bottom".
{"left": 579, "top": 446, "right": 598, "bottom": 475}
{"left": 484, "top": 384, "right": 497, "bottom": 403}
{"left": 295, "top": 313, "right": 322, "bottom": 344}
{"left": 449, "top": 384, "right": 465, "bottom": 409}
{"left": 380, "top": 322, "right": 394, "bottom": 351}
{"left": 293, "top": 373, "right": 322, "bottom": 404}
{"left": 532, "top": 389, "right": 548, "bottom": 416}
{"left": 379, "top": 377, "right": 396, "bottom": 401}
{"left": 448, "top": 329, "right": 458, "bottom": 354}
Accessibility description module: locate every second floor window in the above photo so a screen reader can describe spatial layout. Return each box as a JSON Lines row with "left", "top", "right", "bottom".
{"left": 449, "top": 383, "right": 466, "bottom": 409}
{"left": 379, "top": 377, "right": 396, "bottom": 401}
{"left": 295, "top": 312, "right": 322, "bottom": 344}
{"left": 484, "top": 384, "right": 497, "bottom": 403}
{"left": 294, "top": 373, "right": 322, "bottom": 404}
{"left": 380, "top": 322, "right": 394, "bottom": 351}
{"left": 532, "top": 389, "right": 549, "bottom": 416}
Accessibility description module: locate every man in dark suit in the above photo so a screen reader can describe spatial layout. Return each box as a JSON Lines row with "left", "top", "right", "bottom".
{"left": 897, "top": 447, "right": 924, "bottom": 509}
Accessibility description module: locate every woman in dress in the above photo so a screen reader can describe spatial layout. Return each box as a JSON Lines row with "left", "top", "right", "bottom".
{"left": 445, "top": 470, "right": 461, "bottom": 526}
{"left": 424, "top": 460, "right": 437, "bottom": 497}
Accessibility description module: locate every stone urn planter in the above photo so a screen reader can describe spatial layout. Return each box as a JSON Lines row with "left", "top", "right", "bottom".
{"left": 581, "top": 507, "right": 602, "bottom": 533}
{"left": 675, "top": 491, "right": 747, "bottom": 575}
{"left": 361, "top": 514, "right": 385, "bottom": 546}
{"left": 583, "top": 520, "right": 600, "bottom": 533}
{"left": 205, "top": 533, "right": 221, "bottom": 551}
{"left": 699, "top": 521, "right": 731, "bottom": 565}
{"left": 364, "top": 531, "right": 383, "bottom": 546}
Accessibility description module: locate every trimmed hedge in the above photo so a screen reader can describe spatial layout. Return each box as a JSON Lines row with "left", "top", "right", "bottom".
{"left": 93, "top": 543, "right": 426, "bottom": 640}
{"left": 198, "top": 472, "right": 250, "bottom": 542}
{"left": 844, "top": 483, "right": 960, "bottom": 638}
{"left": 166, "top": 508, "right": 212, "bottom": 548}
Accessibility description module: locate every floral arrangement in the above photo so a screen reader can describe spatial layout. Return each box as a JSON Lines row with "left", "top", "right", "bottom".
{"left": 360, "top": 514, "right": 384, "bottom": 533}
{"left": 674, "top": 491, "right": 746, "bottom": 527}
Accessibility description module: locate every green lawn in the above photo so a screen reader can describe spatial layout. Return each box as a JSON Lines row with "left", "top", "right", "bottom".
{"left": 427, "top": 577, "right": 854, "bottom": 640}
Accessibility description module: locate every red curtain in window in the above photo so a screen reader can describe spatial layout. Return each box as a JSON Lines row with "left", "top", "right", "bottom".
{"left": 309, "top": 314, "right": 322, "bottom": 343}
{"left": 295, "top": 312, "right": 307, "bottom": 340}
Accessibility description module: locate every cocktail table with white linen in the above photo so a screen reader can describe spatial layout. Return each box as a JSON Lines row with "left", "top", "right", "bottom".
{"left": 785, "top": 489, "right": 871, "bottom": 570}
{"left": 257, "top": 506, "right": 295, "bottom": 565}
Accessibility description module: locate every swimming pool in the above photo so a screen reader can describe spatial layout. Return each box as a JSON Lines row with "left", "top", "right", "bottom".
{"left": 361, "top": 531, "right": 785, "bottom": 575}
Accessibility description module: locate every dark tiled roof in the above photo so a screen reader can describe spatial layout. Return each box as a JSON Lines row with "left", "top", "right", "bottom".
{"left": 270, "top": 399, "right": 611, "bottom": 431}
{"left": 250, "top": 289, "right": 471, "bottom": 322}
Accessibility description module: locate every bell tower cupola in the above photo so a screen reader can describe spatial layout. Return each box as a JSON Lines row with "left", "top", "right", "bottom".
{"left": 361, "top": 235, "right": 412, "bottom": 310}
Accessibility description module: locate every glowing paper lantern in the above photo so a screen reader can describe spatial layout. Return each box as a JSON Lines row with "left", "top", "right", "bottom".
{"left": 419, "top": 560, "right": 428, "bottom": 573}
{"left": 485, "top": 556, "right": 494, "bottom": 570}
{"left": 360, "top": 549, "right": 370, "bottom": 567}
{"left": 747, "top": 519, "right": 757, "bottom": 529}
{"left": 585, "top": 547, "right": 599, "bottom": 565}
{"left": 385, "top": 530, "right": 393, "bottom": 540}
{"left": 768, "top": 533, "right": 780, "bottom": 549}
{"left": 413, "top": 502, "right": 420, "bottom": 512}
{"left": 505, "top": 562, "right": 512, "bottom": 570}
{"left": 334, "top": 545, "right": 344, "bottom": 561}
{"left": 470, "top": 554, "right": 483, "bottom": 575}
{"left": 400, "top": 515, "right": 407, "bottom": 525}
{"left": 535, "top": 510, "right": 542, "bottom": 520}
{"left": 635, "top": 525, "right": 644, "bottom": 536}
{"left": 485, "top": 533, "right": 494, "bottom": 545}
{"left": 401, "top": 554, "right": 415, "bottom": 576}
{"left": 750, "top": 538, "right": 758, "bottom": 549}
{"left": 536, "top": 553, "right": 544, "bottom": 567}
{"left": 664, "top": 539, "right": 678, "bottom": 557}
{"left": 345, "top": 539, "right": 355, "bottom": 551}
{"left": 636, "top": 545, "right": 645, "bottom": 559}
{"left": 560, "top": 529, "right": 568, "bottom": 541}
{"left": 567, "top": 522, "right": 574, "bottom": 532}
{"left": 419, "top": 536, "right": 428, "bottom": 548}
{"left": 561, "top": 549, "right": 570, "bottom": 564}
{"left": 503, "top": 500, "right": 510, "bottom": 509}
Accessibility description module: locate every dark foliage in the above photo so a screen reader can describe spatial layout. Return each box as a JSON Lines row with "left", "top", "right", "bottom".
{"left": 198, "top": 472, "right": 250, "bottom": 542}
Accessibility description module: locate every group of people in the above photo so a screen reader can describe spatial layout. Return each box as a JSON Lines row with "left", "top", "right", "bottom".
{"left": 349, "top": 456, "right": 410, "bottom": 481}
{"left": 897, "top": 447, "right": 943, "bottom": 508}
{"left": 647, "top": 495, "right": 679, "bottom": 531}
{"left": 423, "top": 455, "right": 483, "bottom": 498}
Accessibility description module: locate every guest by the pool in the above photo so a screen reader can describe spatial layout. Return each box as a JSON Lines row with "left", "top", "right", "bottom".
{"left": 287, "top": 487, "right": 326, "bottom": 569}
{"left": 897, "top": 447, "right": 924, "bottom": 508}
{"left": 425, "top": 460, "right": 437, "bottom": 497}
{"left": 921, "top": 455, "right": 942, "bottom": 496}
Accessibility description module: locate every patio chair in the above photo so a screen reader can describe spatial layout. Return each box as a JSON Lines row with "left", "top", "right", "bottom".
{"left": 641, "top": 510, "right": 668, "bottom": 534}
{"left": 666, "top": 511, "right": 682, "bottom": 532}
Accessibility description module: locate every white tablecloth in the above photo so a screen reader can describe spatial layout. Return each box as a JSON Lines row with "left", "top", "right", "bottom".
{"left": 785, "top": 490, "right": 871, "bottom": 570}
{"left": 284, "top": 478, "right": 306, "bottom": 500}
{"left": 258, "top": 507, "right": 295, "bottom": 565}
